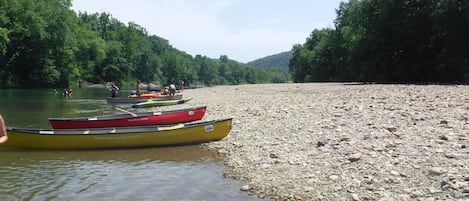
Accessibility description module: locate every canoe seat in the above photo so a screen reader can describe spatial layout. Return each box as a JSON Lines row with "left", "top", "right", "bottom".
{"left": 157, "top": 124, "right": 184, "bottom": 131}
{"left": 39, "top": 131, "right": 54, "bottom": 135}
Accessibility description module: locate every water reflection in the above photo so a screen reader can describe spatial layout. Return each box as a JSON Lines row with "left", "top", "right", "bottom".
{"left": 0, "top": 146, "right": 221, "bottom": 165}
{"left": 0, "top": 146, "right": 264, "bottom": 201}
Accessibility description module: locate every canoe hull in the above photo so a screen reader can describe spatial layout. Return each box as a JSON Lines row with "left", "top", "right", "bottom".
{"left": 49, "top": 106, "right": 206, "bottom": 129}
{"left": 1, "top": 118, "right": 232, "bottom": 150}
{"left": 132, "top": 98, "right": 192, "bottom": 108}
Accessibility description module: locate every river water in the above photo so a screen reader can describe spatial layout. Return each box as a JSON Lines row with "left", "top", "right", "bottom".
{"left": 0, "top": 88, "right": 265, "bottom": 201}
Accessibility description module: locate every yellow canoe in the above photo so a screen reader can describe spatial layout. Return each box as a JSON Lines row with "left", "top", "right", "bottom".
{"left": 1, "top": 118, "right": 232, "bottom": 150}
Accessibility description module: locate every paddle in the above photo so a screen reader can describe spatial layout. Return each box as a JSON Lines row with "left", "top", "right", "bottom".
{"left": 116, "top": 107, "right": 137, "bottom": 117}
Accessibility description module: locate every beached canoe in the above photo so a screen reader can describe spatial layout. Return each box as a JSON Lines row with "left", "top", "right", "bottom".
{"left": 132, "top": 98, "right": 193, "bottom": 108}
{"left": 1, "top": 118, "right": 232, "bottom": 150}
{"left": 129, "top": 91, "right": 182, "bottom": 98}
{"left": 48, "top": 106, "right": 207, "bottom": 129}
{"left": 106, "top": 94, "right": 183, "bottom": 104}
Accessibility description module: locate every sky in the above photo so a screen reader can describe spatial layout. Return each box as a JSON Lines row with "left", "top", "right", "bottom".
{"left": 71, "top": 0, "right": 344, "bottom": 63}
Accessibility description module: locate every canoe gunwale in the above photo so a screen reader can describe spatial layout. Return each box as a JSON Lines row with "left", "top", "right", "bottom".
{"left": 8, "top": 118, "right": 233, "bottom": 135}
{"left": 131, "top": 98, "right": 193, "bottom": 108}
{"left": 106, "top": 94, "right": 183, "bottom": 104}
{"left": 48, "top": 105, "right": 206, "bottom": 121}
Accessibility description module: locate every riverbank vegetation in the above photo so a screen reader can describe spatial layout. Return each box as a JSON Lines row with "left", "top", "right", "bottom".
{"left": 0, "top": 0, "right": 288, "bottom": 89}
{"left": 289, "top": 0, "right": 469, "bottom": 83}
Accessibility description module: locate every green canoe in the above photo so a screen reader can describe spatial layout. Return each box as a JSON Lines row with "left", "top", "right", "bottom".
{"left": 132, "top": 98, "right": 193, "bottom": 108}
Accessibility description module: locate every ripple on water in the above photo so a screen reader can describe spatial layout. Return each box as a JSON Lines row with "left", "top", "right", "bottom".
{"left": 0, "top": 148, "right": 268, "bottom": 201}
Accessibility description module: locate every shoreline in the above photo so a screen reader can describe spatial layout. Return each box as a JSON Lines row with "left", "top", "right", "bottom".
{"left": 168, "top": 83, "right": 468, "bottom": 200}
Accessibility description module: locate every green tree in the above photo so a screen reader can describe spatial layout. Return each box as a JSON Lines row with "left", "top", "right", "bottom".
{"left": 195, "top": 55, "right": 218, "bottom": 86}
{"left": 290, "top": 0, "right": 469, "bottom": 83}
{"left": 0, "top": 10, "right": 9, "bottom": 55}
{"left": 1, "top": 1, "right": 290, "bottom": 88}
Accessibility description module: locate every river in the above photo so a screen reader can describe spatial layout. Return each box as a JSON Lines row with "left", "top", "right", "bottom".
{"left": 0, "top": 87, "right": 265, "bottom": 201}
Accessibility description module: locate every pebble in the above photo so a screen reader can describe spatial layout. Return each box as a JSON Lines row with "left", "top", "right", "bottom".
{"left": 444, "top": 152, "right": 456, "bottom": 158}
{"left": 463, "top": 186, "right": 469, "bottom": 193}
{"left": 240, "top": 185, "right": 250, "bottom": 191}
{"left": 351, "top": 194, "right": 360, "bottom": 201}
{"left": 317, "top": 138, "right": 327, "bottom": 147}
{"left": 172, "top": 83, "right": 469, "bottom": 201}
{"left": 348, "top": 152, "right": 363, "bottom": 162}
{"left": 329, "top": 175, "right": 340, "bottom": 180}
{"left": 429, "top": 167, "right": 446, "bottom": 176}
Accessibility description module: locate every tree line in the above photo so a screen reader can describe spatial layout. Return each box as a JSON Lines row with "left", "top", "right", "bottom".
{"left": 289, "top": 0, "right": 469, "bottom": 83}
{"left": 0, "top": 0, "right": 289, "bottom": 89}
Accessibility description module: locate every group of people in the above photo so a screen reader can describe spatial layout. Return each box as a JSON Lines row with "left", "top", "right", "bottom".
{"left": 63, "top": 87, "right": 73, "bottom": 97}
{"left": 0, "top": 80, "right": 187, "bottom": 145}
{"left": 53, "top": 87, "right": 73, "bottom": 97}
{"left": 109, "top": 80, "right": 182, "bottom": 98}
{"left": 153, "top": 82, "right": 177, "bottom": 98}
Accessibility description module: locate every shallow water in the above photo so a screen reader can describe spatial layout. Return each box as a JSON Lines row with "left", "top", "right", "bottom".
{"left": 0, "top": 88, "right": 265, "bottom": 201}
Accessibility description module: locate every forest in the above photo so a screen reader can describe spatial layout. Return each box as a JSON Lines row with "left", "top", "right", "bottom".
{"left": 247, "top": 51, "right": 292, "bottom": 73}
{"left": 289, "top": 0, "right": 469, "bottom": 83}
{"left": 0, "top": 0, "right": 289, "bottom": 89}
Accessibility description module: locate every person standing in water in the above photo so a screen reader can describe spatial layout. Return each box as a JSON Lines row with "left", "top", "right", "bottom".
{"left": 180, "top": 80, "right": 185, "bottom": 92}
{"left": 0, "top": 114, "right": 8, "bottom": 144}
{"left": 110, "top": 81, "right": 119, "bottom": 97}
{"left": 136, "top": 80, "right": 142, "bottom": 97}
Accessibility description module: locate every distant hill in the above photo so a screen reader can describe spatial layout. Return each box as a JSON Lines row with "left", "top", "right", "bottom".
{"left": 247, "top": 51, "right": 292, "bottom": 72}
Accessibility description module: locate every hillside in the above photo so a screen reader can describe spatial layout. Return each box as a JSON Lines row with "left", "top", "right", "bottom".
{"left": 247, "top": 51, "right": 292, "bottom": 72}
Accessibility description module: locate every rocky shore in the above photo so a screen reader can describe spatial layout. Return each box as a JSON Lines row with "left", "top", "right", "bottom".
{"left": 168, "top": 83, "right": 468, "bottom": 201}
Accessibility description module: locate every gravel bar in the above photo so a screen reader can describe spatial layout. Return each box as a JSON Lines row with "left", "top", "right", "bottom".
{"left": 159, "top": 83, "right": 469, "bottom": 201}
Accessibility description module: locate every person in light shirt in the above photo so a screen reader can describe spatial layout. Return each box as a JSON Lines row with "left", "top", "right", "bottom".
{"left": 169, "top": 83, "right": 176, "bottom": 99}
{"left": 0, "top": 115, "right": 8, "bottom": 144}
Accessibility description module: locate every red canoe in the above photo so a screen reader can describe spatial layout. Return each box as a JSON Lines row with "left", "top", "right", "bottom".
{"left": 49, "top": 106, "right": 207, "bottom": 129}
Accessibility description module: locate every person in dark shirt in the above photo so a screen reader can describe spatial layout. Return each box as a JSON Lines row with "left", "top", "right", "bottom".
{"left": 110, "top": 81, "right": 119, "bottom": 97}
{"left": 136, "top": 80, "right": 142, "bottom": 97}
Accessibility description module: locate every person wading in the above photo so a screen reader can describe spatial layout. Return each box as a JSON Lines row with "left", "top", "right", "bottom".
{"left": 0, "top": 115, "right": 8, "bottom": 144}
